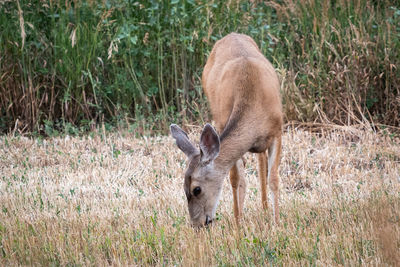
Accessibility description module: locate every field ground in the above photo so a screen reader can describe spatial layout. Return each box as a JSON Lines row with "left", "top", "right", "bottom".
{"left": 0, "top": 126, "right": 399, "bottom": 266}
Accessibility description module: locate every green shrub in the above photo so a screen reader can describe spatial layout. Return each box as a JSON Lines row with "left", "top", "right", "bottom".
{"left": 0, "top": 0, "right": 399, "bottom": 134}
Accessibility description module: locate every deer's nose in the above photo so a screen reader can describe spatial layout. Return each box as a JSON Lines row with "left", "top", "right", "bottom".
{"left": 205, "top": 216, "right": 212, "bottom": 226}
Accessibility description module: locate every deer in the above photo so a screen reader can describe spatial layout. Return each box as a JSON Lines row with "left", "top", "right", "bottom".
{"left": 170, "top": 33, "right": 283, "bottom": 227}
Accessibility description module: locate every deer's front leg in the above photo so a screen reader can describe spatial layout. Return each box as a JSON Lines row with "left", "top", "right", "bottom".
{"left": 230, "top": 159, "right": 246, "bottom": 224}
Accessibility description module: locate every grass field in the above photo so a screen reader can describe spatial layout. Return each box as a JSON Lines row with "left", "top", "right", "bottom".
{"left": 0, "top": 125, "right": 399, "bottom": 265}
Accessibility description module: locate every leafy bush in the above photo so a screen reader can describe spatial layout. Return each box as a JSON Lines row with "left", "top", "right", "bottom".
{"left": 0, "top": 0, "right": 399, "bottom": 134}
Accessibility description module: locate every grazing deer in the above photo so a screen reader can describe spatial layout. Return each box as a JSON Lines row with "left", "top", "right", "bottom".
{"left": 171, "top": 33, "right": 282, "bottom": 227}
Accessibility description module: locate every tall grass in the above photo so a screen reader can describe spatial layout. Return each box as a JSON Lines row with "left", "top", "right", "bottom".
{"left": 0, "top": 0, "right": 399, "bottom": 134}
{"left": 275, "top": 0, "right": 400, "bottom": 126}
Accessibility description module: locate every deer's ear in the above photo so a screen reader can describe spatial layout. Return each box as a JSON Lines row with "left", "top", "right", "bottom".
{"left": 170, "top": 124, "right": 198, "bottom": 158}
{"left": 199, "top": 123, "right": 220, "bottom": 164}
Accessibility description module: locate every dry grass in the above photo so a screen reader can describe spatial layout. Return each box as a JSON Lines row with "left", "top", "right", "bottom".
{"left": 0, "top": 127, "right": 399, "bottom": 266}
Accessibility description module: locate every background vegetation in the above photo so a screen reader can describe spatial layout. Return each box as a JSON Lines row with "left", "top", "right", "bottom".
{"left": 1, "top": 0, "right": 399, "bottom": 135}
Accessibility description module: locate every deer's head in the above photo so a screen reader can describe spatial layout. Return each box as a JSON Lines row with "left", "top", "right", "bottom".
{"left": 170, "top": 123, "right": 224, "bottom": 227}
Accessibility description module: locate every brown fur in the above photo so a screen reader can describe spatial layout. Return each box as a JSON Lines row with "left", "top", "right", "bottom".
{"left": 171, "top": 33, "right": 283, "bottom": 227}
{"left": 202, "top": 33, "right": 283, "bottom": 224}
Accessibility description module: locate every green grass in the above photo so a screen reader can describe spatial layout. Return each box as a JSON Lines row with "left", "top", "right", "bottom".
{"left": 1, "top": 0, "right": 399, "bottom": 134}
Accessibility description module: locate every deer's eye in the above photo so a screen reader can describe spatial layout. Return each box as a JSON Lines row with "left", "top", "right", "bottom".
{"left": 193, "top": 187, "right": 201, "bottom": 196}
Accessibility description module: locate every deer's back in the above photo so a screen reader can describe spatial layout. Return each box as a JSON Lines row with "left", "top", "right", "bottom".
{"left": 202, "top": 33, "right": 282, "bottom": 139}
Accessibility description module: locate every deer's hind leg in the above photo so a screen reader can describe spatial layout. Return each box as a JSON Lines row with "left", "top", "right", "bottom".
{"left": 229, "top": 158, "right": 247, "bottom": 224}
{"left": 258, "top": 151, "right": 268, "bottom": 210}
{"left": 268, "top": 136, "right": 281, "bottom": 224}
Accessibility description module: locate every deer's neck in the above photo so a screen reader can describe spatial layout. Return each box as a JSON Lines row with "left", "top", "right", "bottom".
{"left": 214, "top": 119, "right": 252, "bottom": 174}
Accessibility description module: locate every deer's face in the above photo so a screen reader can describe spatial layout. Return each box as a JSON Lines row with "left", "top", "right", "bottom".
{"left": 171, "top": 124, "right": 223, "bottom": 227}
{"left": 183, "top": 154, "right": 224, "bottom": 227}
